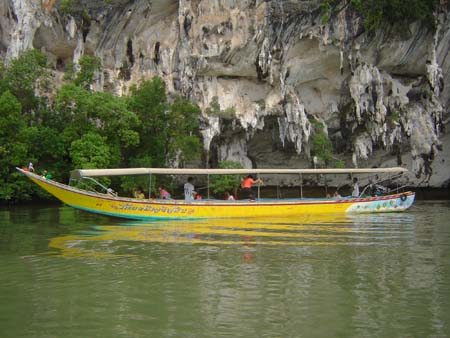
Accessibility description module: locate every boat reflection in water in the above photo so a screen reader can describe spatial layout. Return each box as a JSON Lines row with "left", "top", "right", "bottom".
{"left": 48, "top": 212, "right": 416, "bottom": 258}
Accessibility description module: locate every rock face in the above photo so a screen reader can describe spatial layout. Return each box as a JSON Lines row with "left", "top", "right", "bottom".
{"left": 1, "top": 0, "right": 449, "bottom": 187}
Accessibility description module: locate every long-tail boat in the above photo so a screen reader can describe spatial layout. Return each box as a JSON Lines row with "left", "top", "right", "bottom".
{"left": 17, "top": 167, "right": 415, "bottom": 220}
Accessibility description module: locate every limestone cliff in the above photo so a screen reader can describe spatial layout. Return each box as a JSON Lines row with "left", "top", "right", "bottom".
{"left": 1, "top": 0, "right": 449, "bottom": 187}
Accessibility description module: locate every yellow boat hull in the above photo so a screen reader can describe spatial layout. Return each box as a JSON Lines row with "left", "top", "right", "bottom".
{"left": 19, "top": 169, "right": 415, "bottom": 219}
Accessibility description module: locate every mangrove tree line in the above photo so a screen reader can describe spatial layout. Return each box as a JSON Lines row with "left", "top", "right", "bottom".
{"left": 0, "top": 50, "right": 202, "bottom": 202}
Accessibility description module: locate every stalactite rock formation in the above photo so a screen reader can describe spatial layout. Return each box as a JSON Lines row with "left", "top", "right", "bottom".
{"left": 1, "top": 0, "right": 449, "bottom": 187}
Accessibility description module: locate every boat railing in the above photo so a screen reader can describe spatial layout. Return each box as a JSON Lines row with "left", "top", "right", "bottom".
{"left": 373, "top": 173, "right": 404, "bottom": 186}
{"left": 388, "top": 184, "right": 413, "bottom": 194}
{"left": 359, "top": 172, "right": 407, "bottom": 196}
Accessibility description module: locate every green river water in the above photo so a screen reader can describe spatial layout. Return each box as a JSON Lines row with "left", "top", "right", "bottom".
{"left": 1, "top": 200, "right": 449, "bottom": 338}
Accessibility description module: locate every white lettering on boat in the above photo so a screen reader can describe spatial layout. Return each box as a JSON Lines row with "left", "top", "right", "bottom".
{"left": 111, "top": 203, "right": 195, "bottom": 215}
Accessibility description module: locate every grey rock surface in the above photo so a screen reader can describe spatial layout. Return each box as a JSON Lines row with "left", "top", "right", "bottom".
{"left": 1, "top": 0, "right": 449, "bottom": 187}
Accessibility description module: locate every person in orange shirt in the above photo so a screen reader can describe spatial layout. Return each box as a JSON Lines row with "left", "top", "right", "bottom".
{"left": 241, "top": 174, "right": 263, "bottom": 200}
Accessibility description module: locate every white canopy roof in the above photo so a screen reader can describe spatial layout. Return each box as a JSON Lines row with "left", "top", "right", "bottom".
{"left": 71, "top": 167, "right": 408, "bottom": 179}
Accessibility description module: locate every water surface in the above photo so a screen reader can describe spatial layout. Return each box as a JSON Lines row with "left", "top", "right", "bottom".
{"left": 1, "top": 201, "right": 449, "bottom": 338}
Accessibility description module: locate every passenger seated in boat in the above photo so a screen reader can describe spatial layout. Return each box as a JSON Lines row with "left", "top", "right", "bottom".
{"left": 42, "top": 170, "right": 53, "bottom": 180}
{"left": 158, "top": 186, "right": 171, "bottom": 199}
{"left": 107, "top": 188, "right": 118, "bottom": 197}
{"left": 241, "top": 174, "right": 263, "bottom": 201}
{"left": 225, "top": 192, "right": 235, "bottom": 201}
{"left": 371, "top": 184, "right": 387, "bottom": 196}
{"left": 334, "top": 191, "right": 341, "bottom": 198}
{"left": 133, "top": 186, "right": 145, "bottom": 199}
{"left": 194, "top": 192, "right": 202, "bottom": 200}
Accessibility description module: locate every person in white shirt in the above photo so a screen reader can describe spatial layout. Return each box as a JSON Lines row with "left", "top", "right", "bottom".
{"left": 184, "top": 177, "right": 196, "bottom": 201}
{"left": 225, "top": 192, "right": 235, "bottom": 201}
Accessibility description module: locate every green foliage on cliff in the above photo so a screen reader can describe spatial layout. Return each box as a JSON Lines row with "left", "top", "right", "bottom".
{"left": 351, "top": 0, "right": 438, "bottom": 31}
{"left": 0, "top": 50, "right": 202, "bottom": 202}
{"left": 64, "top": 55, "right": 102, "bottom": 89}
{"left": 311, "top": 121, "right": 333, "bottom": 165}
{"left": 310, "top": 118, "right": 344, "bottom": 168}
{"left": 58, "top": 0, "right": 103, "bottom": 12}
{"left": 321, "top": 0, "right": 439, "bottom": 31}
{"left": 320, "top": 1, "right": 333, "bottom": 24}
{"left": 205, "top": 96, "right": 236, "bottom": 119}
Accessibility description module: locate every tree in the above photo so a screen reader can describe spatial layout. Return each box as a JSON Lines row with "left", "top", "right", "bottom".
{"left": 166, "top": 96, "right": 201, "bottom": 165}
{"left": 310, "top": 118, "right": 344, "bottom": 168}
{"left": 312, "top": 132, "right": 333, "bottom": 165}
{"left": 205, "top": 96, "right": 236, "bottom": 119}
{"left": 86, "top": 91, "right": 140, "bottom": 150}
{"left": 127, "top": 77, "right": 168, "bottom": 166}
{"left": 0, "top": 51, "right": 203, "bottom": 202}
{"left": 73, "top": 55, "right": 101, "bottom": 89}
{"left": 209, "top": 161, "right": 243, "bottom": 197}
{"left": 127, "top": 78, "right": 202, "bottom": 167}
{"left": 310, "top": 118, "right": 333, "bottom": 167}
{"left": 52, "top": 83, "right": 140, "bottom": 169}
{"left": 0, "top": 91, "right": 30, "bottom": 201}
{"left": 0, "top": 50, "right": 48, "bottom": 115}
{"left": 61, "top": 55, "right": 102, "bottom": 88}
{"left": 69, "top": 132, "right": 111, "bottom": 169}
{"left": 52, "top": 83, "right": 97, "bottom": 150}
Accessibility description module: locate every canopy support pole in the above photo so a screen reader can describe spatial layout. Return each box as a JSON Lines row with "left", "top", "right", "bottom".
{"left": 257, "top": 173, "right": 261, "bottom": 200}
{"left": 300, "top": 173, "right": 303, "bottom": 199}
{"left": 389, "top": 172, "right": 392, "bottom": 193}
{"left": 207, "top": 174, "right": 210, "bottom": 199}
{"left": 148, "top": 174, "right": 152, "bottom": 199}
{"left": 276, "top": 178, "right": 280, "bottom": 199}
